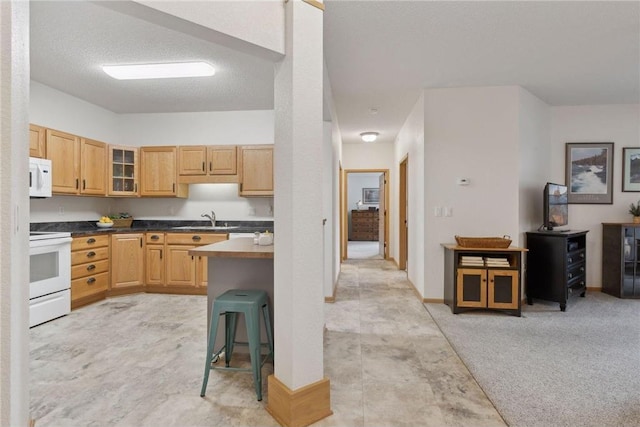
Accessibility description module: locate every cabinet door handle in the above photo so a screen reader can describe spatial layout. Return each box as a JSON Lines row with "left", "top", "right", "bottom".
{"left": 87, "top": 277, "right": 96, "bottom": 284}
{"left": 140, "top": 238, "right": 142, "bottom": 248}
{"left": 209, "top": 161, "right": 212, "bottom": 172}
{"left": 76, "top": 178, "right": 79, "bottom": 189}
{"left": 202, "top": 161, "right": 205, "bottom": 172}
{"left": 134, "top": 183, "right": 137, "bottom": 192}
{"left": 580, "top": 267, "right": 585, "bottom": 272}
{"left": 192, "top": 235, "right": 201, "bottom": 241}
{"left": 160, "top": 249, "right": 163, "bottom": 259}
{"left": 87, "top": 251, "right": 96, "bottom": 258}
{"left": 150, "top": 235, "right": 159, "bottom": 240}
{"left": 568, "top": 273, "right": 573, "bottom": 279}
{"left": 580, "top": 253, "right": 585, "bottom": 259}
{"left": 568, "top": 257, "right": 573, "bottom": 263}
{"left": 87, "top": 264, "right": 96, "bottom": 271}
{"left": 83, "top": 179, "right": 86, "bottom": 190}
{"left": 173, "top": 183, "right": 175, "bottom": 192}
{"left": 87, "top": 238, "right": 96, "bottom": 244}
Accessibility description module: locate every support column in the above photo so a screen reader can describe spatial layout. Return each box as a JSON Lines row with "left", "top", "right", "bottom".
{"left": 269, "top": 1, "right": 331, "bottom": 426}
{"left": 0, "top": 1, "right": 30, "bottom": 426}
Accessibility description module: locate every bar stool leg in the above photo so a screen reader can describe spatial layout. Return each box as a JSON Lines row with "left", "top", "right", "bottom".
{"left": 245, "top": 309, "right": 263, "bottom": 401}
{"left": 224, "top": 312, "right": 238, "bottom": 367}
{"left": 201, "top": 304, "right": 222, "bottom": 397}
{"left": 261, "top": 303, "right": 274, "bottom": 360}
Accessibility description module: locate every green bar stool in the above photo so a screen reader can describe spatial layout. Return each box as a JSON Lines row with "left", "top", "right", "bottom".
{"left": 200, "top": 289, "right": 274, "bottom": 401}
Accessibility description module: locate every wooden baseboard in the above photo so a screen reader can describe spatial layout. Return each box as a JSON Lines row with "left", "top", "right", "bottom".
{"left": 423, "top": 298, "right": 444, "bottom": 304}
{"left": 408, "top": 278, "right": 422, "bottom": 301}
{"left": 144, "top": 286, "right": 207, "bottom": 296}
{"left": 324, "top": 280, "right": 338, "bottom": 303}
{"left": 71, "top": 291, "right": 107, "bottom": 310}
{"left": 586, "top": 286, "right": 601, "bottom": 292}
{"left": 266, "top": 375, "right": 332, "bottom": 427}
{"left": 107, "top": 286, "right": 145, "bottom": 297}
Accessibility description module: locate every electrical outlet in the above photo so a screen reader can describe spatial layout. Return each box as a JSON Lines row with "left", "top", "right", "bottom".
{"left": 434, "top": 207, "right": 442, "bottom": 217}
{"left": 444, "top": 207, "right": 453, "bottom": 217}
{"left": 58, "top": 206, "right": 64, "bottom": 215}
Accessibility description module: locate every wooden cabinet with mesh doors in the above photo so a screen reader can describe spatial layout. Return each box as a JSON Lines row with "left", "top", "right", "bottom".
{"left": 443, "top": 244, "right": 526, "bottom": 316}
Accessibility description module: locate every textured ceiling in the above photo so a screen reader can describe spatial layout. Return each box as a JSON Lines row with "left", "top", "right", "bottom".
{"left": 30, "top": 1, "right": 639, "bottom": 145}
{"left": 30, "top": 1, "right": 275, "bottom": 114}
{"left": 324, "top": 1, "right": 640, "bottom": 144}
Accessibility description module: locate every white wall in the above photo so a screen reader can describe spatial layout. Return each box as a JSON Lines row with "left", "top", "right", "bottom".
{"left": 394, "top": 94, "right": 425, "bottom": 294}
{"left": 30, "top": 81, "right": 120, "bottom": 142}
{"left": 29, "top": 83, "right": 275, "bottom": 223}
{"left": 550, "top": 104, "right": 640, "bottom": 288}
{"left": 518, "top": 87, "right": 551, "bottom": 247}
{"left": 136, "top": 0, "right": 285, "bottom": 56}
{"left": 423, "top": 86, "right": 521, "bottom": 300}
{"left": 347, "top": 173, "right": 380, "bottom": 211}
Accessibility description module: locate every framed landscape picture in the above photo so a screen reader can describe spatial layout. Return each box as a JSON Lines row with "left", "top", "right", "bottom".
{"left": 622, "top": 147, "right": 640, "bottom": 192}
{"left": 362, "top": 188, "right": 379, "bottom": 204}
{"left": 565, "top": 142, "right": 614, "bottom": 204}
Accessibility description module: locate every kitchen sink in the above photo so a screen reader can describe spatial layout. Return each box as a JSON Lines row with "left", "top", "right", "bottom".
{"left": 171, "top": 225, "right": 240, "bottom": 230}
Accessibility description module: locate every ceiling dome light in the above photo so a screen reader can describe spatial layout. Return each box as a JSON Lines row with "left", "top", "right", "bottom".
{"left": 360, "top": 132, "right": 379, "bottom": 143}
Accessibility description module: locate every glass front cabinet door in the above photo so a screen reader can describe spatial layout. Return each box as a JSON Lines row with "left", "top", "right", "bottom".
{"left": 109, "top": 145, "right": 139, "bottom": 196}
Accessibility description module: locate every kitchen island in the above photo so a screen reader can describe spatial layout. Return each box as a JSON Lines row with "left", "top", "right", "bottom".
{"left": 189, "top": 237, "right": 274, "bottom": 342}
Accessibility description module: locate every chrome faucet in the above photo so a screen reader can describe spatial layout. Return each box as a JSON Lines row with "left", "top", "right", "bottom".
{"left": 201, "top": 210, "right": 216, "bottom": 227}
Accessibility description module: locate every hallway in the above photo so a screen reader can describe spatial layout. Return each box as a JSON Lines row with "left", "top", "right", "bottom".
{"left": 321, "top": 259, "right": 505, "bottom": 426}
{"left": 29, "top": 260, "right": 504, "bottom": 426}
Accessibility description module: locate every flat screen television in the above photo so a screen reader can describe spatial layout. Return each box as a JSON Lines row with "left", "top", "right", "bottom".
{"left": 543, "top": 182, "right": 568, "bottom": 231}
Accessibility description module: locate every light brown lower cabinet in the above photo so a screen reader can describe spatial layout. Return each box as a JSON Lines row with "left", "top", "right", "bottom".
{"left": 71, "top": 234, "right": 110, "bottom": 309}
{"left": 145, "top": 232, "right": 227, "bottom": 295}
{"left": 110, "top": 233, "right": 145, "bottom": 295}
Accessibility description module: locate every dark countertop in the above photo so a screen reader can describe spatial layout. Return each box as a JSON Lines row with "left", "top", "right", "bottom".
{"left": 30, "top": 220, "right": 274, "bottom": 237}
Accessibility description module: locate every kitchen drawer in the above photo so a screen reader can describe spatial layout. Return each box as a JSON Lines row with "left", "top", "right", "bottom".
{"left": 71, "top": 271, "right": 109, "bottom": 300}
{"left": 71, "top": 259, "right": 109, "bottom": 279}
{"left": 166, "top": 233, "right": 227, "bottom": 245}
{"left": 146, "top": 233, "right": 165, "bottom": 244}
{"left": 71, "top": 246, "right": 110, "bottom": 265}
{"left": 567, "top": 263, "right": 585, "bottom": 282}
{"left": 72, "top": 234, "right": 109, "bottom": 251}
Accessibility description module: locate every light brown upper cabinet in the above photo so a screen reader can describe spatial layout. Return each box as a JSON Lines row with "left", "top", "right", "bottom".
{"left": 80, "top": 138, "right": 107, "bottom": 195}
{"left": 46, "top": 129, "right": 80, "bottom": 194}
{"left": 140, "top": 146, "right": 188, "bottom": 198}
{"left": 238, "top": 145, "right": 273, "bottom": 197}
{"left": 108, "top": 145, "right": 139, "bottom": 196}
{"left": 178, "top": 145, "right": 238, "bottom": 184}
{"left": 45, "top": 129, "right": 107, "bottom": 196}
{"left": 29, "top": 124, "right": 46, "bottom": 158}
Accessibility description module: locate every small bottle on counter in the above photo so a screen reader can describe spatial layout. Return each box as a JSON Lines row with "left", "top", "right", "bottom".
{"left": 253, "top": 231, "right": 260, "bottom": 245}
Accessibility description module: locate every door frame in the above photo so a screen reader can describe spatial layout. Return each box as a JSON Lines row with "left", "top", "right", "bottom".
{"left": 399, "top": 155, "right": 408, "bottom": 270}
{"left": 341, "top": 169, "right": 390, "bottom": 260}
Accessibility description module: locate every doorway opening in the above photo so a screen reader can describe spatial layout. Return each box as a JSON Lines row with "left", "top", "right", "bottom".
{"left": 341, "top": 169, "right": 389, "bottom": 260}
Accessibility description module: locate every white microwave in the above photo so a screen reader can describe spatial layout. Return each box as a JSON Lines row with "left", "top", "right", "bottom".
{"left": 29, "top": 157, "right": 52, "bottom": 198}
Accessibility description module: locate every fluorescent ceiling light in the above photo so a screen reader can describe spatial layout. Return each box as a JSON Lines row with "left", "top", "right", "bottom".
{"left": 102, "top": 62, "right": 215, "bottom": 80}
{"left": 360, "top": 132, "right": 379, "bottom": 143}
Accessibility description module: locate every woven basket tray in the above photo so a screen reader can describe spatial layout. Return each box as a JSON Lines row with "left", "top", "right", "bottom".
{"left": 455, "top": 235, "right": 512, "bottom": 248}
{"left": 111, "top": 218, "right": 133, "bottom": 228}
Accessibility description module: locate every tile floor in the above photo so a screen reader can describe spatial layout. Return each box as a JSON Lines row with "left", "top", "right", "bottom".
{"left": 347, "top": 241, "right": 382, "bottom": 259}
{"left": 30, "top": 259, "right": 504, "bottom": 426}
